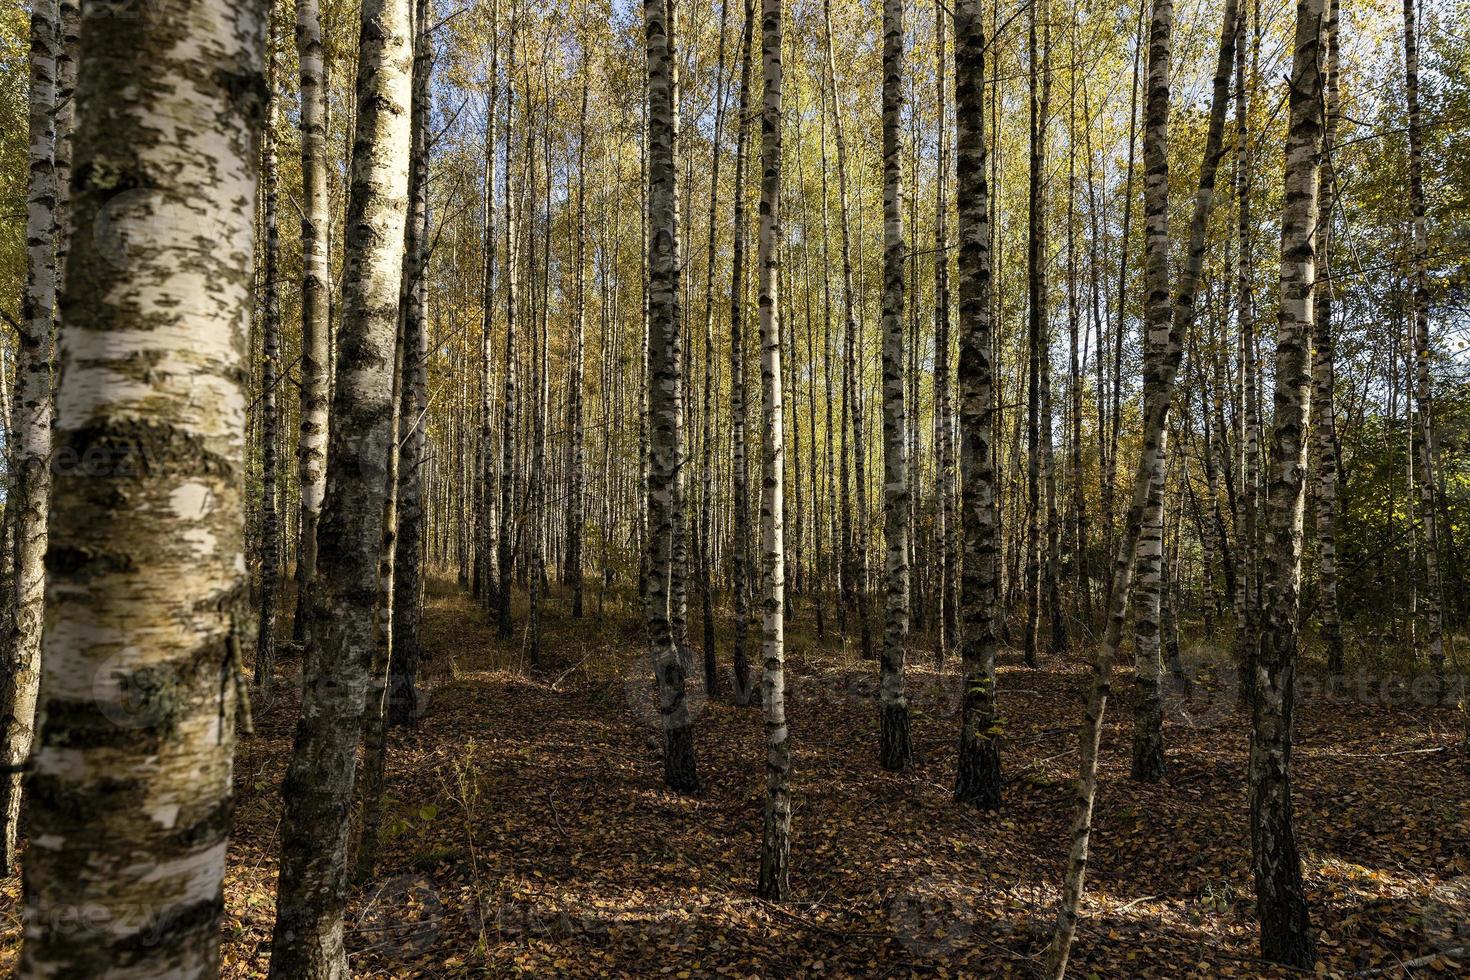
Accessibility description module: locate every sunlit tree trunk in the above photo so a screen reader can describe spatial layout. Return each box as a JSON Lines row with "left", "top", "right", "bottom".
{"left": 20, "top": 0, "right": 263, "bottom": 968}
{"left": 698, "top": 0, "right": 731, "bottom": 692}
{"left": 728, "top": 0, "right": 755, "bottom": 704}
{"left": 1313, "top": 0, "right": 1343, "bottom": 676}
{"left": 877, "top": 0, "right": 914, "bottom": 771}
{"left": 390, "top": 0, "right": 431, "bottom": 726}
{"left": 1129, "top": 0, "right": 1173, "bottom": 785}
{"left": 1402, "top": 0, "right": 1444, "bottom": 681}
{"left": 255, "top": 12, "right": 283, "bottom": 695}
{"left": 269, "top": 0, "right": 413, "bottom": 966}
{"left": 822, "top": 0, "right": 874, "bottom": 662}
{"left": 934, "top": 0, "right": 957, "bottom": 662}
{"left": 646, "top": 0, "right": 699, "bottom": 791}
{"left": 0, "top": 0, "right": 57, "bottom": 874}
{"left": 952, "top": 0, "right": 1002, "bottom": 811}
{"left": 1249, "top": 0, "right": 1323, "bottom": 964}
{"left": 496, "top": 3, "right": 520, "bottom": 640}
{"left": 1234, "top": 0, "right": 1262, "bottom": 703}
{"left": 566, "top": 56, "right": 589, "bottom": 619}
{"left": 755, "top": 0, "right": 790, "bottom": 898}
{"left": 293, "top": 0, "right": 331, "bottom": 644}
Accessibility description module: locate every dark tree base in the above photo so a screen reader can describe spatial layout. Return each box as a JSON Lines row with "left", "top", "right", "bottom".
{"left": 731, "top": 649, "right": 754, "bottom": 707}
{"left": 1257, "top": 890, "right": 1315, "bottom": 968}
{"left": 1130, "top": 735, "right": 1165, "bottom": 782}
{"left": 1132, "top": 674, "right": 1166, "bottom": 781}
{"left": 663, "top": 724, "right": 700, "bottom": 794}
{"left": 757, "top": 812, "right": 790, "bottom": 900}
{"left": 879, "top": 702, "right": 914, "bottom": 772}
{"left": 954, "top": 738, "right": 1002, "bottom": 810}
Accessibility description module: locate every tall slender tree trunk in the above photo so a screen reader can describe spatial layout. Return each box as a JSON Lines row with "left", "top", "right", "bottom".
{"left": 390, "top": 0, "right": 431, "bottom": 726}
{"left": 755, "top": 0, "right": 791, "bottom": 899}
{"left": 729, "top": 0, "right": 755, "bottom": 705}
{"left": 934, "top": 0, "right": 958, "bottom": 663}
{"left": 1403, "top": 0, "right": 1444, "bottom": 681}
{"left": 20, "top": 0, "right": 264, "bottom": 967}
{"left": 1023, "top": 0, "right": 1045, "bottom": 667}
{"left": 1129, "top": 0, "right": 1174, "bottom": 785}
{"left": 646, "top": 0, "right": 699, "bottom": 792}
{"left": 255, "top": 13, "right": 283, "bottom": 695}
{"left": 1313, "top": 0, "right": 1343, "bottom": 676}
{"left": 877, "top": 0, "right": 914, "bottom": 771}
{"left": 1105, "top": 4, "right": 1145, "bottom": 600}
{"left": 666, "top": 0, "right": 690, "bottom": 652}
{"left": 823, "top": 0, "right": 874, "bottom": 663}
{"left": 1234, "top": 0, "right": 1262, "bottom": 703}
{"left": 269, "top": 0, "right": 413, "bottom": 967}
{"left": 1249, "top": 0, "right": 1324, "bottom": 964}
{"left": 355, "top": 208, "right": 409, "bottom": 884}
{"left": 478, "top": 0, "right": 500, "bottom": 613}
{"left": 293, "top": 0, "right": 332, "bottom": 644}
{"left": 567, "top": 55, "right": 590, "bottom": 619}
{"left": 0, "top": 0, "right": 57, "bottom": 875}
{"left": 496, "top": 3, "right": 520, "bottom": 640}
{"left": 1044, "top": 0, "right": 1238, "bottom": 971}
{"left": 952, "top": 0, "right": 1003, "bottom": 811}
{"left": 699, "top": 0, "right": 731, "bottom": 693}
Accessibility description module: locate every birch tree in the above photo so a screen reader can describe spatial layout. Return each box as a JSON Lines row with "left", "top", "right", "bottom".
{"left": 1249, "top": 0, "right": 1324, "bottom": 963}
{"left": 269, "top": 0, "right": 414, "bottom": 967}
{"left": 1402, "top": 0, "right": 1445, "bottom": 682}
{"left": 952, "top": 0, "right": 1003, "bottom": 811}
{"left": 1313, "top": 0, "right": 1343, "bottom": 676}
{"left": 728, "top": 0, "right": 756, "bottom": 704}
{"left": 293, "top": 0, "right": 332, "bottom": 644}
{"left": 755, "top": 0, "right": 790, "bottom": 899}
{"left": 18, "top": 0, "right": 265, "bottom": 969}
{"left": 645, "top": 0, "right": 699, "bottom": 792}
{"left": 877, "top": 0, "right": 913, "bottom": 771}
{"left": 0, "top": 0, "right": 57, "bottom": 874}
{"left": 255, "top": 11, "right": 283, "bottom": 693}
{"left": 1130, "top": 0, "right": 1173, "bottom": 784}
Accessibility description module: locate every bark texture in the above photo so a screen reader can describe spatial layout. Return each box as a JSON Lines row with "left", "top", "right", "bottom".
{"left": 1249, "top": 0, "right": 1323, "bottom": 964}
{"left": 19, "top": 0, "right": 265, "bottom": 970}
{"left": 645, "top": 0, "right": 699, "bottom": 792}
{"left": 952, "top": 0, "right": 1002, "bottom": 811}
{"left": 0, "top": 0, "right": 58, "bottom": 875}
{"left": 755, "top": 0, "right": 790, "bottom": 899}
{"left": 269, "top": 0, "right": 413, "bottom": 967}
{"left": 877, "top": 0, "right": 913, "bottom": 773}
{"left": 292, "top": 0, "right": 332, "bottom": 644}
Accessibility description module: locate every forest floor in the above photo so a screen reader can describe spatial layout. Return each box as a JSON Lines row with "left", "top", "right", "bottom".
{"left": 2, "top": 576, "right": 1468, "bottom": 978}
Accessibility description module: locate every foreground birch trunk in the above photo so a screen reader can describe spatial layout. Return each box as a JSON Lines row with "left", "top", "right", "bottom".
{"left": 1129, "top": 0, "right": 1174, "bottom": 784}
{"left": 645, "top": 0, "right": 699, "bottom": 792}
{"left": 1249, "top": 0, "right": 1324, "bottom": 964}
{"left": 755, "top": 0, "right": 790, "bottom": 899}
{"left": 951, "top": 0, "right": 1002, "bottom": 811}
{"left": 269, "top": 0, "right": 413, "bottom": 968}
{"left": 877, "top": 0, "right": 913, "bottom": 772}
{"left": 0, "top": 0, "right": 57, "bottom": 875}
{"left": 1313, "top": 0, "right": 1343, "bottom": 677}
{"left": 1043, "top": 0, "right": 1238, "bottom": 971}
{"left": 19, "top": 0, "right": 265, "bottom": 970}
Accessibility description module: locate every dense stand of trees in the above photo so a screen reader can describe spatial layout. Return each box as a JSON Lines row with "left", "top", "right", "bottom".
{"left": 0, "top": 0, "right": 1466, "bottom": 974}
